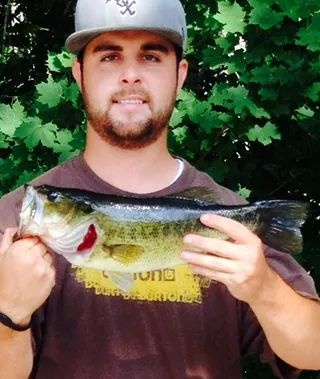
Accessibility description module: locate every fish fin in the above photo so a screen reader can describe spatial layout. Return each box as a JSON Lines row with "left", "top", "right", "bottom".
{"left": 109, "top": 244, "right": 144, "bottom": 264}
{"left": 255, "top": 200, "right": 309, "bottom": 254}
{"left": 106, "top": 271, "right": 134, "bottom": 292}
{"left": 169, "top": 187, "right": 223, "bottom": 205}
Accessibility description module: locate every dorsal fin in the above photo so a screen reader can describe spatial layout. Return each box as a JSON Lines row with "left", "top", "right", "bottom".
{"left": 168, "top": 187, "right": 222, "bottom": 205}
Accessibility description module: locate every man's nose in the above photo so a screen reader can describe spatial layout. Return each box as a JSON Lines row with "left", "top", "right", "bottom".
{"left": 119, "top": 62, "right": 142, "bottom": 85}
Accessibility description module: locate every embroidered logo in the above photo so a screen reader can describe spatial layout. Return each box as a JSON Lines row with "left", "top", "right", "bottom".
{"left": 105, "top": 0, "right": 137, "bottom": 16}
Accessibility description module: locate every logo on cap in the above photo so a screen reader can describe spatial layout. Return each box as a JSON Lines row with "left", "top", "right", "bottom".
{"left": 105, "top": 0, "right": 137, "bottom": 16}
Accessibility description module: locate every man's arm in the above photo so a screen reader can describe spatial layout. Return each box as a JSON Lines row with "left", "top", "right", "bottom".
{"left": 181, "top": 214, "right": 320, "bottom": 370}
{"left": 0, "top": 229, "right": 55, "bottom": 378}
{"left": 249, "top": 268, "right": 320, "bottom": 370}
{"left": 0, "top": 325, "right": 33, "bottom": 379}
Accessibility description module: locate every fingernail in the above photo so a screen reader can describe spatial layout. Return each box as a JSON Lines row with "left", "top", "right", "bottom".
{"left": 201, "top": 214, "right": 210, "bottom": 222}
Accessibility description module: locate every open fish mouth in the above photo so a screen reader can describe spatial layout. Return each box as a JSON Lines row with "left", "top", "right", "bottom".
{"left": 18, "top": 185, "right": 46, "bottom": 236}
{"left": 18, "top": 185, "right": 100, "bottom": 259}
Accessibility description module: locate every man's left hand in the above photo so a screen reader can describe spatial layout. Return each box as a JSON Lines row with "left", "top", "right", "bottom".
{"left": 181, "top": 214, "right": 276, "bottom": 304}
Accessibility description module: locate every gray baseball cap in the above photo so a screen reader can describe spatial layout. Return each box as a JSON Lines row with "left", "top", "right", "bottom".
{"left": 66, "top": 0, "right": 187, "bottom": 54}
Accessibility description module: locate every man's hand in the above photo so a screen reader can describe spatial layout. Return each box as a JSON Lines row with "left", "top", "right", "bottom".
{"left": 0, "top": 228, "right": 55, "bottom": 326}
{"left": 181, "top": 214, "right": 276, "bottom": 304}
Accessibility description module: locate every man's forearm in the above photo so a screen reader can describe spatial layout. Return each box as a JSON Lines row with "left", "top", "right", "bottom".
{"left": 0, "top": 324, "right": 33, "bottom": 378}
{"left": 250, "top": 270, "right": 320, "bottom": 370}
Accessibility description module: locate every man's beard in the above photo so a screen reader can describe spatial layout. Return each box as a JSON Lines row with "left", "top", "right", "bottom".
{"left": 83, "top": 88, "right": 176, "bottom": 150}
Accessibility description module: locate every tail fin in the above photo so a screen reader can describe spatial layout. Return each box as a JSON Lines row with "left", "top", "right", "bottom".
{"left": 255, "top": 200, "right": 309, "bottom": 254}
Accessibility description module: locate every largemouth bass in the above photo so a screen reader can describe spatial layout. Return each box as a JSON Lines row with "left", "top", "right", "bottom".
{"left": 18, "top": 185, "right": 309, "bottom": 291}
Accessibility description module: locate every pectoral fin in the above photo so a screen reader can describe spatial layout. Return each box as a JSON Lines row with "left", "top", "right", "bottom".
{"left": 106, "top": 271, "right": 135, "bottom": 292}
{"left": 108, "top": 244, "right": 144, "bottom": 264}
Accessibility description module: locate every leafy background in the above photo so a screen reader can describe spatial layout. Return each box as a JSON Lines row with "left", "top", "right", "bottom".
{"left": 0, "top": 0, "right": 319, "bottom": 377}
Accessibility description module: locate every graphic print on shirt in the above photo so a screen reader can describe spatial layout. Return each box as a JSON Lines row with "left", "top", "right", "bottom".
{"left": 73, "top": 265, "right": 212, "bottom": 304}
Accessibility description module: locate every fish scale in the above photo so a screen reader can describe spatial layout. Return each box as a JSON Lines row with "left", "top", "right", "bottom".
{"left": 89, "top": 218, "right": 203, "bottom": 272}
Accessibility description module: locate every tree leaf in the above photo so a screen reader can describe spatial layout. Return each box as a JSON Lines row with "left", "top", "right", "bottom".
{"left": 58, "top": 149, "right": 81, "bottom": 163}
{"left": 214, "top": 1, "right": 246, "bottom": 34}
{"left": 172, "top": 126, "right": 188, "bottom": 144}
{"left": 247, "top": 122, "right": 281, "bottom": 145}
{"left": 236, "top": 185, "right": 252, "bottom": 199}
{"left": 0, "top": 158, "right": 15, "bottom": 180}
{"left": 249, "top": 3, "right": 284, "bottom": 30}
{"left": 40, "top": 123, "right": 59, "bottom": 148}
{"left": 277, "top": 0, "right": 319, "bottom": 20}
{"left": 225, "top": 86, "right": 249, "bottom": 114}
{"left": 0, "top": 138, "right": 9, "bottom": 149}
{"left": 247, "top": 103, "right": 270, "bottom": 119}
{"left": 51, "top": 129, "right": 74, "bottom": 153}
{"left": 306, "top": 82, "right": 320, "bottom": 102}
{"left": 0, "top": 101, "right": 25, "bottom": 137}
{"left": 14, "top": 170, "right": 44, "bottom": 189}
{"left": 296, "top": 13, "right": 320, "bottom": 52}
{"left": 15, "top": 117, "right": 58, "bottom": 149}
{"left": 170, "top": 108, "right": 187, "bottom": 128}
{"left": 60, "top": 80, "right": 80, "bottom": 107}
{"left": 296, "top": 106, "right": 315, "bottom": 118}
{"left": 258, "top": 88, "right": 279, "bottom": 101}
{"left": 36, "top": 77, "right": 63, "bottom": 108}
{"left": 250, "top": 65, "right": 274, "bottom": 85}
{"left": 47, "top": 51, "right": 74, "bottom": 73}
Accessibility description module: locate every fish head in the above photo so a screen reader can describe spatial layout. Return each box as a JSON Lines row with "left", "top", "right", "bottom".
{"left": 18, "top": 185, "right": 99, "bottom": 258}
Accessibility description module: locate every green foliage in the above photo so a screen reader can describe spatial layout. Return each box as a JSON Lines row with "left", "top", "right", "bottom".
{"left": 214, "top": 1, "right": 246, "bottom": 33}
{"left": 1, "top": 1, "right": 320, "bottom": 377}
{"left": 0, "top": 49, "right": 85, "bottom": 194}
{"left": 247, "top": 122, "right": 281, "bottom": 146}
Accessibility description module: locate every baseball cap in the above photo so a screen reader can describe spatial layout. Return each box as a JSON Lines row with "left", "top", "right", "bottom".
{"left": 65, "top": 0, "right": 187, "bottom": 54}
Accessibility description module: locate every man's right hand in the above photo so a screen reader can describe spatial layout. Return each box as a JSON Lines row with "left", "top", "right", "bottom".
{"left": 0, "top": 228, "right": 55, "bottom": 327}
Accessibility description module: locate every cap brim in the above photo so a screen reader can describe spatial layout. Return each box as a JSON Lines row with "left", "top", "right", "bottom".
{"left": 65, "top": 27, "right": 184, "bottom": 54}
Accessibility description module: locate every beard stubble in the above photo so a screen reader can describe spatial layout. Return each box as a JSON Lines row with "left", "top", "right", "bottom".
{"left": 82, "top": 87, "right": 177, "bottom": 150}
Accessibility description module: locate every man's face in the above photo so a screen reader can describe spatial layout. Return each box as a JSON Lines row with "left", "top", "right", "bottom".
{"left": 73, "top": 30, "right": 188, "bottom": 150}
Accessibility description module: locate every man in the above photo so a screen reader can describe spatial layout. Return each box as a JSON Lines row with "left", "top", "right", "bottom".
{"left": 0, "top": 0, "right": 319, "bottom": 378}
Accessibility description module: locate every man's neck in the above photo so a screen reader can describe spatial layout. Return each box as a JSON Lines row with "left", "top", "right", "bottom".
{"left": 83, "top": 127, "right": 180, "bottom": 194}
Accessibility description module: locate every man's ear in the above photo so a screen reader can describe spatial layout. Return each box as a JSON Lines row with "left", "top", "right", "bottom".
{"left": 72, "top": 60, "right": 83, "bottom": 92}
{"left": 176, "top": 59, "right": 188, "bottom": 96}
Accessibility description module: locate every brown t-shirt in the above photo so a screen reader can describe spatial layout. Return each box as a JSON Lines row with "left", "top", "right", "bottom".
{"left": 0, "top": 154, "right": 318, "bottom": 379}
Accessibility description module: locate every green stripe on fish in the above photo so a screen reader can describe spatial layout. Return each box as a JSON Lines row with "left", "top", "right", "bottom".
{"left": 17, "top": 185, "right": 309, "bottom": 292}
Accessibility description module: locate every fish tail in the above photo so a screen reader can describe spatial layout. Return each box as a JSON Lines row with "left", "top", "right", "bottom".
{"left": 255, "top": 200, "right": 309, "bottom": 254}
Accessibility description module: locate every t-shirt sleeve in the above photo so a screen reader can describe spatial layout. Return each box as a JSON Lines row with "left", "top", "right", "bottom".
{"left": 265, "top": 245, "right": 319, "bottom": 301}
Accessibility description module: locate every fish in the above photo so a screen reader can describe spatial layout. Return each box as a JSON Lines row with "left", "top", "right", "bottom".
{"left": 17, "top": 185, "right": 309, "bottom": 291}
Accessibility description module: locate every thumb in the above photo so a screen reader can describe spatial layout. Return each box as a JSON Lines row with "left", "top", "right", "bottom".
{"left": 0, "top": 227, "right": 18, "bottom": 254}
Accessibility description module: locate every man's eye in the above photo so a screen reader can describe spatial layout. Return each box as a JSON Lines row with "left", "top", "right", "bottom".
{"left": 143, "top": 54, "right": 160, "bottom": 62}
{"left": 101, "top": 54, "right": 119, "bottom": 62}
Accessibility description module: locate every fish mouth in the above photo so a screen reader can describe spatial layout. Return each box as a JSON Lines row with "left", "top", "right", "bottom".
{"left": 18, "top": 185, "right": 45, "bottom": 237}
{"left": 19, "top": 186, "right": 100, "bottom": 258}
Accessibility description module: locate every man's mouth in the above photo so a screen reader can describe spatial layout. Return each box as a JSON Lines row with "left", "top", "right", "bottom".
{"left": 113, "top": 97, "right": 148, "bottom": 105}
{"left": 115, "top": 99, "right": 147, "bottom": 105}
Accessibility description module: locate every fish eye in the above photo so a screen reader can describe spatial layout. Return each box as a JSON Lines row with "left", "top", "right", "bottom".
{"left": 47, "top": 192, "right": 60, "bottom": 202}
